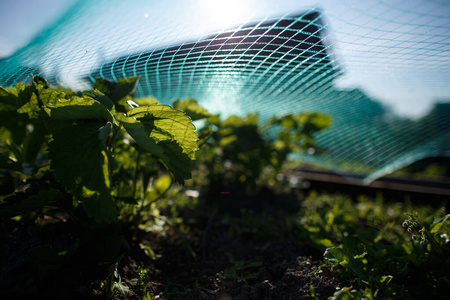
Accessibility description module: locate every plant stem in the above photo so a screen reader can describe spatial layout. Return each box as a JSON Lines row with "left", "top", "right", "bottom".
{"left": 132, "top": 151, "right": 142, "bottom": 199}
{"left": 109, "top": 123, "right": 123, "bottom": 152}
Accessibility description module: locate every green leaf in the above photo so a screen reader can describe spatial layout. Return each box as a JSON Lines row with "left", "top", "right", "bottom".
{"left": 15, "top": 82, "right": 34, "bottom": 107}
{"left": 7, "top": 142, "right": 22, "bottom": 164}
{"left": 0, "top": 189, "right": 62, "bottom": 219}
{"left": 0, "top": 153, "right": 21, "bottom": 171}
{"left": 44, "top": 96, "right": 114, "bottom": 122}
{"left": 48, "top": 122, "right": 117, "bottom": 223}
{"left": 206, "top": 114, "right": 220, "bottom": 126}
{"left": 93, "top": 77, "right": 138, "bottom": 103}
{"left": 324, "top": 247, "right": 368, "bottom": 281}
{"left": 281, "top": 115, "right": 297, "bottom": 129}
{"left": 197, "top": 127, "right": 213, "bottom": 148}
{"left": 98, "top": 122, "right": 112, "bottom": 144}
{"left": 127, "top": 105, "right": 198, "bottom": 158}
{"left": 17, "top": 92, "right": 42, "bottom": 119}
{"left": 172, "top": 98, "right": 212, "bottom": 121}
{"left": 315, "top": 238, "right": 334, "bottom": 248}
{"left": 0, "top": 87, "right": 18, "bottom": 108}
{"left": 117, "top": 104, "right": 198, "bottom": 184}
{"left": 222, "top": 113, "right": 258, "bottom": 127}
{"left": 115, "top": 281, "right": 129, "bottom": 296}
{"left": 83, "top": 90, "right": 114, "bottom": 111}
{"left": 81, "top": 186, "right": 117, "bottom": 224}
{"left": 93, "top": 78, "right": 115, "bottom": 95}
{"left": 134, "top": 97, "right": 160, "bottom": 107}
{"left": 220, "top": 135, "right": 238, "bottom": 147}
{"left": 147, "top": 174, "right": 172, "bottom": 201}
{"left": 114, "top": 95, "right": 135, "bottom": 113}
{"left": 430, "top": 214, "right": 450, "bottom": 234}
{"left": 139, "top": 243, "right": 157, "bottom": 259}
{"left": 297, "top": 112, "right": 332, "bottom": 133}
{"left": 17, "top": 85, "right": 67, "bottom": 119}
{"left": 0, "top": 104, "right": 28, "bottom": 145}
{"left": 32, "top": 75, "right": 50, "bottom": 89}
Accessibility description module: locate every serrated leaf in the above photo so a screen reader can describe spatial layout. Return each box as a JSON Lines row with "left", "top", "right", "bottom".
{"left": 117, "top": 104, "right": 198, "bottom": 184}
{"left": 127, "top": 105, "right": 198, "bottom": 157}
{"left": 172, "top": 98, "right": 212, "bottom": 121}
{"left": 83, "top": 89, "right": 114, "bottom": 111}
{"left": 17, "top": 92, "right": 42, "bottom": 119}
{"left": 45, "top": 96, "right": 114, "bottom": 122}
{"left": 93, "top": 78, "right": 115, "bottom": 95}
{"left": 15, "top": 82, "right": 34, "bottom": 107}
{"left": 120, "top": 121, "right": 193, "bottom": 184}
{"left": 93, "top": 77, "right": 138, "bottom": 103}
{"left": 111, "top": 77, "right": 139, "bottom": 102}
{"left": 17, "top": 85, "right": 66, "bottom": 119}
{"left": 48, "top": 122, "right": 117, "bottom": 223}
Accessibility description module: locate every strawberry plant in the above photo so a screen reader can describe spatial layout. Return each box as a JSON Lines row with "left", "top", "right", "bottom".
{"left": 174, "top": 101, "right": 331, "bottom": 201}
{"left": 0, "top": 75, "right": 198, "bottom": 224}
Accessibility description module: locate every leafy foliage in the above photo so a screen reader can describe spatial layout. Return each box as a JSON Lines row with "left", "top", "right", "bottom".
{"left": 299, "top": 194, "right": 450, "bottom": 299}
{"left": 48, "top": 122, "right": 116, "bottom": 223}
{"left": 188, "top": 107, "right": 331, "bottom": 197}
{"left": 1, "top": 76, "right": 448, "bottom": 300}
{"left": 0, "top": 75, "right": 198, "bottom": 223}
{"left": 117, "top": 105, "right": 197, "bottom": 183}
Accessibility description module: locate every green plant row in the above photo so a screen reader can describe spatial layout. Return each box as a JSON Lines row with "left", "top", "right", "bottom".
{"left": 0, "top": 76, "right": 332, "bottom": 298}
{"left": 185, "top": 103, "right": 331, "bottom": 197}
{"left": 299, "top": 194, "right": 450, "bottom": 299}
{"left": 0, "top": 76, "right": 331, "bottom": 224}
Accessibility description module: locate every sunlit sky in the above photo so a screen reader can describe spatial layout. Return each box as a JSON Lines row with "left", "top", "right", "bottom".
{"left": 1, "top": 0, "right": 449, "bottom": 117}
{"left": 0, "top": 0, "right": 77, "bottom": 57}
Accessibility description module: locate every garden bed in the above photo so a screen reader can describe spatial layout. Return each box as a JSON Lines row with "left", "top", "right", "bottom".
{"left": 1, "top": 189, "right": 449, "bottom": 299}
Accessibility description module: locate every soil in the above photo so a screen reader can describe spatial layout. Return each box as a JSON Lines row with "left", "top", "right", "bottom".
{"left": 0, "top": 192, "right": 349, "bottom": 300}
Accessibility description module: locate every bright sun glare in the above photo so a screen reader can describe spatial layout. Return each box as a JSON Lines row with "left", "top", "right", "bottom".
{"left": 201, "top": 0, "right": 254, "bottom": 29}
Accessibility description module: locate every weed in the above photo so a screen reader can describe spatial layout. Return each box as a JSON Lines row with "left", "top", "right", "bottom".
{"left": 221, "top": 252, "right": 262, "bottom": 284}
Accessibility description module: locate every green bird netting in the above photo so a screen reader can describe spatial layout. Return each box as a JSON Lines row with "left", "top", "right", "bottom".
{"left": 1, "top": 0, "right": 449, "bottom": 182}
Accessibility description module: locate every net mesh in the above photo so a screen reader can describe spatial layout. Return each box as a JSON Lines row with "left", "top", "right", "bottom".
{"left": 1, "top": 0, "right": 449, "bottom": 182}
